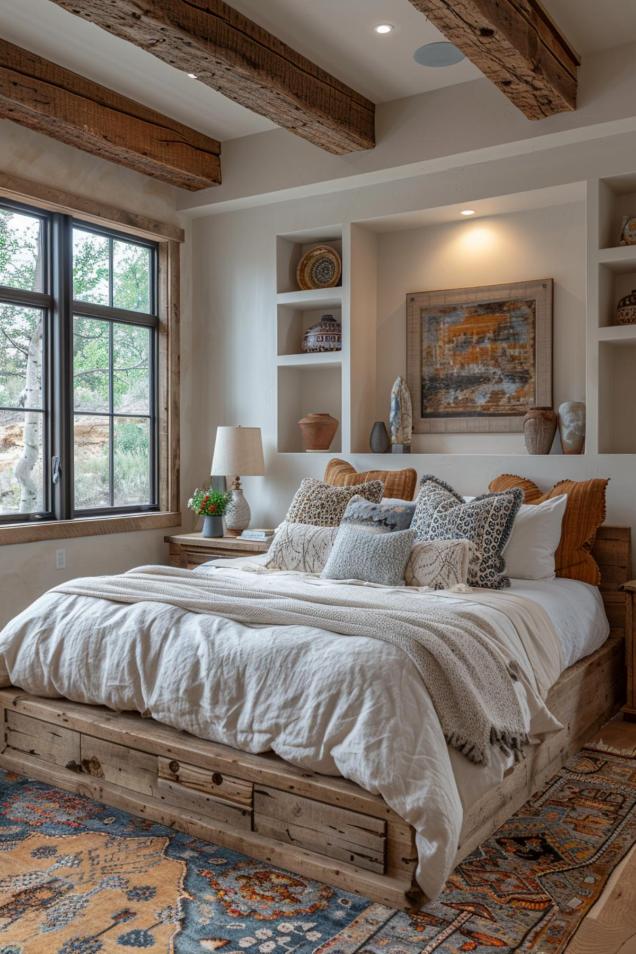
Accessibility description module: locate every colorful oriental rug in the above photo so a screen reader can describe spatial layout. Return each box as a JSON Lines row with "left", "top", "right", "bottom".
{"left": 1, "top": 746, "right": 636, "bottom": 953}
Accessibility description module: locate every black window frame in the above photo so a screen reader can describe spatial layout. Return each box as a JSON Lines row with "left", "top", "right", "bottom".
{"left": 0, "top": 198, "right": 160, "bottom": 524}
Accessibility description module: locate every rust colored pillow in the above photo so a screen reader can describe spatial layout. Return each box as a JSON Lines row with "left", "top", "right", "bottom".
{"left": 488, "top": 474, "right": 609, "bottom": 585}
{"left": 324, "top": 458, "right": 417, "bottom": 502}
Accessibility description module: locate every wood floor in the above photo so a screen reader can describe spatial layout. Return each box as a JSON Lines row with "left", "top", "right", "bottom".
{"left": 565, "top": 717, "right": 636, "bottom": 954}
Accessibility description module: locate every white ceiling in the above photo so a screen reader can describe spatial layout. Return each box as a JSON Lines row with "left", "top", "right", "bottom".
{"left": 1, "top": 0, "right": 636, "bottom": 144}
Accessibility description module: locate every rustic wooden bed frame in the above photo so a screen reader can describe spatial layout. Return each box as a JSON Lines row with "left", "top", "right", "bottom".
{"left": 0, "top": 525, "right": 631, "bottom": 911}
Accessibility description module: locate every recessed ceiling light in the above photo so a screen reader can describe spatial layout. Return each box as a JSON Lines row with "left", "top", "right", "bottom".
{"left": 461, "top": 209, "right": 476, "bottom": 217}
{"left": 413, "top": 41, "right": 465, "bottom": 67}
{"left": 186, "top": 72, "right": 198, "bottom": 79}
{"left": 374, "top": 23, "right": 394, "bottom": 35}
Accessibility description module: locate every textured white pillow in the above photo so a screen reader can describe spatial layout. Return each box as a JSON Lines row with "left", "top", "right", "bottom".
{"left": 405, "top": 539, "right": 475, "bottom": 590}
{"left": 266, "top": 522, "right": 338, "bottom": 574}
{"left": 503, "top": 494, "right": 567, "bottom": 580}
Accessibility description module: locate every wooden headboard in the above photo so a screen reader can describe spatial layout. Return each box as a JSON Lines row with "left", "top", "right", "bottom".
{"left": 594, "top": 525, "right": 632, "bottom": 638}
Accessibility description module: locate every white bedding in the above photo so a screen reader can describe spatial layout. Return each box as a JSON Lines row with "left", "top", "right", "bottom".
{"left": 0, "top": 562, "right": 607, "bottom": 900}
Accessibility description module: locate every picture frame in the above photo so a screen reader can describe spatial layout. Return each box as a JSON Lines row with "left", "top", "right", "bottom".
{"left": 406, "top": 279, "right": 553, "bottom": 434}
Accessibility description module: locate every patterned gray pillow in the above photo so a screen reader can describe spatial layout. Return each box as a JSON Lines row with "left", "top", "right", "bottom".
{"left": 405, "top": 539, "right": 475, "bottom": 590}
{"left": 411, "top": 476, "right": 522, "bottom": 589}
{"left": 286, "top": 477, "right": 384, "bottom": 527}
{"left": 342, "top": 495, "right": 415, "bottom": 534}
{"left": 321, "top": 524, "right": 416, "bottom": 585}
{"left": 265, "top": 522, "right": 338, "bottom": 574}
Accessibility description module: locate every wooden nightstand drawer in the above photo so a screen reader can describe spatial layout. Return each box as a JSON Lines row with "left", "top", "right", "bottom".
{"left": 165, "top": 532, "right": 270, "bottom": 569}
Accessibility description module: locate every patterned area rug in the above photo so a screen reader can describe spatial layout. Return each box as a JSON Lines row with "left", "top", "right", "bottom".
{"left": 1, "top": 746, "right": 636, "bottom": 953}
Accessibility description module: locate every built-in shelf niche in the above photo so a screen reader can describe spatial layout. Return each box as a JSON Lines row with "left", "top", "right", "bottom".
{"left": 277, "top": 364, "right": 342, "bottom": 453}
{"left": 598, "top": 339, "right": 636, "bottom": 453}
{"left": 598, "top": 174, "right": 636, "bottom": 250}
{"left": 276, "top": 229, "right": 343, "bottom": 295}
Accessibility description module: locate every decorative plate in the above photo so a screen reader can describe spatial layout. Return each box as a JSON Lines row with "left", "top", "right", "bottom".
{"left": 296, "top": 245, "right": 342, "bottom": 290}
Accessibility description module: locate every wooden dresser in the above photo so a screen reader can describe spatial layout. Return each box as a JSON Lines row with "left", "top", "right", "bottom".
{"left": 165, "top": 532, "right": 270, "bottom": 570}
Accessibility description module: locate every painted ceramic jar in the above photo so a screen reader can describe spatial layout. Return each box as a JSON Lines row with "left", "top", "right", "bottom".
{"left": 302, "top": 313, "right": 342, "bottom": 353}
{"left": 558, "top": 401, "right": 586, "bottom": 455}
{"left": 523, "top": 407, "right": 557, "bottom": 455}
{"left": 616, "top": 289, "right": 636, "bottom": 325}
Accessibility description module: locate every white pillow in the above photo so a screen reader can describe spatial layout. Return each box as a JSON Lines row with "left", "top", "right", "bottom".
{"left": 503, "top": 494, "right": 567, "bottom": 580}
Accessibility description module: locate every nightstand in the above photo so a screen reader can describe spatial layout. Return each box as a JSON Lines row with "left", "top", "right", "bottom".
{"left": 624, "top": 582, "right": 636, "bottom": 720}
{"left": 165, "top": 532, "right": 270, "bottom": 570}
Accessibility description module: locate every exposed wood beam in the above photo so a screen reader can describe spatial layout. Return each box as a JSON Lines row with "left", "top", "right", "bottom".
{"left": 49, "top": 0, "right": 376, "bottom": 155}
{"left": 408, "top": 0, "right": 578, "bottom": 119}
{"left": 0, "top": 37, "right": 221, "bottom": 190}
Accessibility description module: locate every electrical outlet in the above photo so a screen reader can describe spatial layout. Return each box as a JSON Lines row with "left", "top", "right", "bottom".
{"left": 55, "top": 548, "right": 66, "bottom": 570}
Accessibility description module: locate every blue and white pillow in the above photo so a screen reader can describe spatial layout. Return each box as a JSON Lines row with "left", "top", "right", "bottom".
{"left": 341, "top": 495, "right": 415, "bottom": 534}
{"left": 411, "top": 475, "right": 522, "bottom": 589}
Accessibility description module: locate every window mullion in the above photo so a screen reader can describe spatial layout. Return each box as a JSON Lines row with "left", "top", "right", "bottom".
{"left": 50, "top": 213, "right": 73, "bottom": 521}
{"left": 109, "top": 322, "right": 114, "bottom": 508}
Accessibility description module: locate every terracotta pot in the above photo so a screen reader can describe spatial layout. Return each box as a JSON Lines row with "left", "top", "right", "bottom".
{"left": 298, "top": 413, "right": 338, "bottom": 452}
{"left": 523, "top": 407, "right": 557, "bottom": 455}
{"left": 558, "top": 401, "right": 586, "bottom": 455}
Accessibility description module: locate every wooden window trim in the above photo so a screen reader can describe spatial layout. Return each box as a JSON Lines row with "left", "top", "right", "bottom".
{"left": 0, "top": 511, "right": 182, "bottom": 546}
{"left": 0, "top": 182, "right": 182, "bottom": 545}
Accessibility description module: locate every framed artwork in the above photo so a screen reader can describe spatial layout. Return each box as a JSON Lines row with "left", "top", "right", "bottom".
{"left": 406, "top": 279, "right": 553, "bottom": 434}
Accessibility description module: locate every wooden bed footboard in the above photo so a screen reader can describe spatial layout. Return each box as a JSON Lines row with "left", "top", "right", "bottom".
{"left": 0, "top": 526, "right": 630, "bottom": 911}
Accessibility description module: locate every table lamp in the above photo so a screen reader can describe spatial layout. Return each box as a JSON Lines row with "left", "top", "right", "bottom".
{"left": 211, "top": 426, "right": 265, "bottom": 536}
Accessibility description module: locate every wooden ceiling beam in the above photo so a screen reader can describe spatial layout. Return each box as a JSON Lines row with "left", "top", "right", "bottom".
{"left": 0, "top": 37, "right": 221, "bottom": 190}
{"left": 408, "top": 0, "right": 579, "bottom": 119}
{"left": 49, "top": 0, "right": 376, "bottom": 155}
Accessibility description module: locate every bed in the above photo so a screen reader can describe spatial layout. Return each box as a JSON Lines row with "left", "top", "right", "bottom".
{"left": 0, "top": 525, "right": 630, "bottom": 911}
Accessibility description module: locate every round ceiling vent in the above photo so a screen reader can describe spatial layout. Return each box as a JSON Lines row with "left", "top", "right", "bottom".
{"left": 413, "top": 41, "right": 465, "bottom": 67}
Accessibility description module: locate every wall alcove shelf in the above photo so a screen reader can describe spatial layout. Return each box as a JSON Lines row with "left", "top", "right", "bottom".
{"left": 275, "top": 178, "right": 636, "bottom": 458}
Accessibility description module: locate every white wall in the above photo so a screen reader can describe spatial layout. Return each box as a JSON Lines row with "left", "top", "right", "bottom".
{"left": 375, "top": 204, "right": 586, "bottom": 453}
{"left": 190, "top": 130, "right": 636, "bottom": 570}
{"left": 0, "top": 122, "right": 197, "bottom": 627}
{"left": 179, "top": 40, "right": 636, "bottom": 216}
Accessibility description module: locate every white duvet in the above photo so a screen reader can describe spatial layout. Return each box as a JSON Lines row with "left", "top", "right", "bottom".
{"left": 0, "top": 561, "right": 606, "bottom": 899}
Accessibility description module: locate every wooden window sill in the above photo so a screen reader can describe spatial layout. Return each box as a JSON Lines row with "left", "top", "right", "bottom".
{"left": 0, "top": 512, "right": 182, "bottom": 546}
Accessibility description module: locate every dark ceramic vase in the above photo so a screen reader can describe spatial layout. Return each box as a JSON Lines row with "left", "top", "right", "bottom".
{"left": 202, "top": 514, "right": 224, "bottom": 538}
{"left": 369, "top": 421, "right": 390, "bottom": 453}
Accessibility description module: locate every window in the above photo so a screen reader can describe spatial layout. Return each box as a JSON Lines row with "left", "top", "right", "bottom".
{"left": 0, "top": 200, "right": 159, "bottom": 524}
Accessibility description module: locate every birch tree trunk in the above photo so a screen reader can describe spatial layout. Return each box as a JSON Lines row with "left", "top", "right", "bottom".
{"left": 14, "top": 240, "right": 44, "bottom": 513}
{"left": 14, "top": 318, "right": 43, "bottom": 512}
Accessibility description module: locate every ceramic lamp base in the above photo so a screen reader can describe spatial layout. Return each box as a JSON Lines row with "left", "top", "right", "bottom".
{"left": 224, "top": 483, "right": 251, "bottom": 535}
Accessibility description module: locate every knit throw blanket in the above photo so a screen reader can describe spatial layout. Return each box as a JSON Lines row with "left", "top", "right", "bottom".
{"left": 54, "top": 566, "right": 531, "bottom": 766}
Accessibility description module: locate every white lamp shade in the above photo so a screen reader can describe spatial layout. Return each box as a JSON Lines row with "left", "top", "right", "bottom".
{"left": 211, "top": 426, "right": 265, "bottom": 476}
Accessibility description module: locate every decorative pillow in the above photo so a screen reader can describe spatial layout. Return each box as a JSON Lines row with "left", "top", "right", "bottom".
{"left": 503, "top": 494, "right": 567, "bottom": 581}
{"left": 285, "top": 477, "right": 384, "bottom": 527}
{"left": 321, "top": 525, "right": 416, "bottom": 586}
{"left": 405, "top": 539, "right": 475, "bottom": 590}
{"left": 342, "top": 495, "right": 415, "bottom": 533}
{"left": 411, "top": 475, "right": 522, "bottom": 589}
{"left": 324, "top": 458, "right": 417, "bottom": 502}
{"left": 489, "top": 475, "right": 609, "bottom": 584}
{"left": 265, "top": 522, "right": 338, "bottom": 574}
